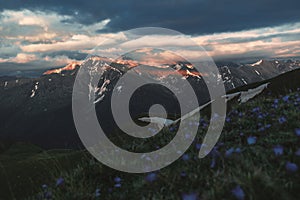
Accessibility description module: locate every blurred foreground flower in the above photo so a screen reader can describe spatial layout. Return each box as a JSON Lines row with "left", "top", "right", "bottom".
{"left": 182, "top": 192, "right": 198, "bottom": 200}
{"left": 278, "top": 116, "right": 287, "bottom": 124}
{"left": 55, "top": 177, "right": 64, "bottom": 187}
{"left": 273, "top": 145, "right": 284, "bottom": 156}
{"left": 95, "top": 188, "right": 101, "bottom": 197}
{"left": 285, "top": 162, "right": 298, "bottom": 173}
{"left": 252, "top": 107, "right": 260, "bottom": 113}
{"left": 225, "top": 147, "right": 235, "bottom": 157}
{"left": 182, "top": 154, "right": 190, "bottom": 161}
{"left": 235, "top": 147, "right": 242, "bottom": 153}
{"left": 113, "top": 176, "right": 122, "bottom": 188}
{"left": 282, "top": 95, "right": 289, "bottom": 102}
{"left": 225, "top": 147, "right": 242, "bottom": 157}
{"left": 247, "top": 136, "right": 257, "bottom": 145}
{"left": 145, "top": 172, "right": 157, "bottom": 182}
{"left": 181, "top": 171, "right": 187, "bottom": 177}
{"left": 295, "top": 128, "right": 300, "bottom": 136}
{"left": 231, "top": 185, "right": 245, "bottom": 200}
{"left": 42, "top": 184, "right": 48, "bottom": 190}
{"left": 114, "top": 177, "right": 121, "bottom": 183}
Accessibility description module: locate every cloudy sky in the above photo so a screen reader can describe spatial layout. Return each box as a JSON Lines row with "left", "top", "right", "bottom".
{"left": 0, "top": 0, "right": 300, "bottom": 71}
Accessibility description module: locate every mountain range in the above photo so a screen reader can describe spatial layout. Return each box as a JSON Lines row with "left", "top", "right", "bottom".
{"left": 0, "top": 57, "right": 299, "bottom": 148}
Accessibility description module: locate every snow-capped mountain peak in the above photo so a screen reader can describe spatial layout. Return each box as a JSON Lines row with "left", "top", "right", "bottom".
{"left": 43, "top": 61, "right": 82, "bottom": 75}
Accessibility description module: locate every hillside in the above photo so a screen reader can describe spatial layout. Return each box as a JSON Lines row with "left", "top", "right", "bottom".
{"left": 0, "top": 67, "right": 299, "bottom": 199}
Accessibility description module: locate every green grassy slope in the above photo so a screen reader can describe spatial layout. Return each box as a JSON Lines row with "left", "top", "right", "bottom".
{"left": 0, "top": 69, "right": 299, "bottom": 200}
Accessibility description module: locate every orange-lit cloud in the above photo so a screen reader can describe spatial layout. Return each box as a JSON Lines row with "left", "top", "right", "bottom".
{"left": 1, "top": 8, "right": 300, "bottom": 68}
{"left": 0, "top": 53, "right": 38, "bottom": 63}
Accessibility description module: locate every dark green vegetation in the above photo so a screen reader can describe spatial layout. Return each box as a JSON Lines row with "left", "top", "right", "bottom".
{"left": 0, "top": 92, "right": 299, "bottom": 199}
{"left": 0, "top": 69, "right": 299, "bottom": 200}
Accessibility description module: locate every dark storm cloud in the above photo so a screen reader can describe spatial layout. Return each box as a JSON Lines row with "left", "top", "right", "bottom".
{"left": 0, "top": 0, "right": 299, "bottom": 35}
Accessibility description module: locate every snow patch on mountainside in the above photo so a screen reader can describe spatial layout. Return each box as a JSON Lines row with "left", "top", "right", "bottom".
{"left": 250, "top": 59, "right": 263, "bottom": 67}
{"left": 254, "top": 70, "right": 261, "bottom": 75}
{"left": 30, "top": 82, "right": 39, "bottom": 98}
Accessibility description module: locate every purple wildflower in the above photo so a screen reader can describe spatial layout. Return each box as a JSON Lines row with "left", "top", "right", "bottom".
{"left": 95, "top": 188, "right": 101, "bottom": 197}
{"left": 182, "top": 154, "right": 190, "bottom": 161}
{"left": 211, "top": 146, "right": 220, "bottom": 155}
{"left": 42, "top": 184, "right": 48, "bottom": 190}
{"left": 258, "top": 113, "right": 264, "bottom": 119}
{"left": 252, "top": 107, "right": 260, "bottom": 113}
{"left": 114, "top": 177, "right": 121, "bottom": 183}
{"left": 231, "top": 185, "right": 245, "bottom": 200}
{"left": 273, "top": 145, "right": 284, "bottom": 156}
{"left": 295, "top": 128, "right": 300, "bottom": 136}
{"left": 278, "top": 116, "right": 287, "bottom": 124}
{"left": 181, "top": 171, "right": 187, "bottom": 177}
{"left": 247, "top": 136, "right": 257, "bottom": 145}
{"left": 114, "top": 183, "right": 121, "bottom": 188}
{"left": 56, "top": 177, "right": 64, "bottom": 186}
{"left": 232, "top": 109, "right": 239, "bottom": 115}
{"left": 225, "top": 147, "right": 235, "bottom": 157}
{"left": 285, "top": 162, "right": 298, "bottom": 173}
{"left": 145, "top": 172, "right": 157, "bottom": 182}
{"left": 226, "top": 117, "right": 231, "bottom": 122}
{"left": 210, "top": 157, "right": 216, "bottom": 168}
{"left": 169, "top": 126, "right": 176, "bottom": 132}
{"left": 182, "top": 192, "right": 198, "bottom": 200}
{"left": 282, "top": 95, "right": 289, "bottom": 102}
{"left": 265, "top": 124, "right": 271, "bottom": 129}
{"left": 235, "top": 147, "right": 242, "bottom": 153}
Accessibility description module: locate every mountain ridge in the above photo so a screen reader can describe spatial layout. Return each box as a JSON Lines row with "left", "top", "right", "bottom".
{"left": 0, "top": 57, "right": 299, "bottom": 148}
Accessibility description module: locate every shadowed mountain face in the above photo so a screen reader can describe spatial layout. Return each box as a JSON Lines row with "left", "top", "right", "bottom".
{"left": 0, "top": 69, "right": 79, "bottom": 148}
{"left": 0, "top": 56, "right": 299, "bottom": 149}
{"left": 218, "top": 59, "right": 300, "bottom": 90}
